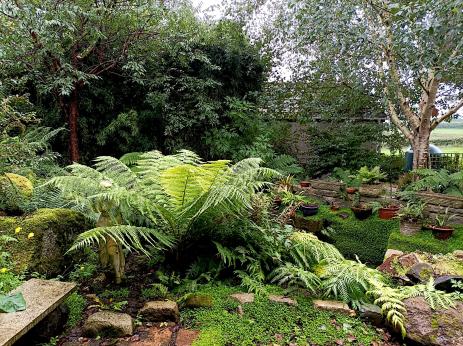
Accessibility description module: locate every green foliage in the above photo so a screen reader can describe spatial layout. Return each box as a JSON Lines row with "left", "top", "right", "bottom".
{"left": 405, "top": 169, "right": 463, "bottom": 196}
{"left": 0, "top": 96, "right": 61, "bottom": 176}
{"left": 397, "top": 201, "right": 426, "bottom": 222}
{"left": 141, "top": 283, "right": 169, "bottom": 300}
{"left": 65, "top": 292, "right": 86, "bottom": 329}
{"left": 356, "top": 166, "right": 386, "bottom": 184}
{"left": 270, "top": 263, "right": 320, "bottom": 293}
{"left": 182, "top": 283, "right": 381, "bottom": 346}
{"left": 100, "top": 288, "right": 130, "bottom": 300}
{"left": 0, "top": 272, "right": 22, "bottom": 294}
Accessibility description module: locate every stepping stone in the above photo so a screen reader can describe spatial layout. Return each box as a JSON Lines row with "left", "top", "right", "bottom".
{"left": 83, "top": 311, "right": 133, "bottom": 337}
{"left": 176, "top": 329, "right": 200, "bottom": 346}
{"left": 230, "top": 293, "right": 255, "bottom": 304}
{"left": 130, "top": 326, "right": 172, "bottom": 346}
{"left": 269, "top": 295, "right": 297, "bottom": 306}
{"left": 313, "top": 299, "right": 356, "bottom": 316}
{"left": 139, "top": 300, "right": 179, "bottom": 323}
{"left": 0, "top": 278, "right": 76, "bottom": 346}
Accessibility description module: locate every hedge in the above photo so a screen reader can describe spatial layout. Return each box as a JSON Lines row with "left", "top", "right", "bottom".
{"left": 297, "top": 205, "right": 397, "bottom": 266}
{"left": 388, "top": 225, "right": 463, "bottom": 255}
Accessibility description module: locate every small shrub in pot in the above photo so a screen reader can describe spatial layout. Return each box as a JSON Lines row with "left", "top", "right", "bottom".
{"left": 397, "top": 202, "right": 425, "bottom": 236}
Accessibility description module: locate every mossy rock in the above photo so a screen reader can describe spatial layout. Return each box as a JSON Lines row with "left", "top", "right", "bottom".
{"left": 0, "top": 208, "right": 92, "bottom": 276}
{"left": 0, "top": 173, "right": 33, "bottom": 214}
{"left": 184, "top": 294, "right": 214, "bottom": 308}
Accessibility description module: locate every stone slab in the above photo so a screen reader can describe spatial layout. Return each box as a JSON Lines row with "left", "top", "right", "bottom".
{"left": 0, "top": 278, "right": 76, "bottom": 346}
{"left": 313, "top": 299, "right": 356, "bottom": 316}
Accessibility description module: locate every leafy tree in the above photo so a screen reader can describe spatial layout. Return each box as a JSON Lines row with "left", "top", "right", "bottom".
{"left": 227, "top": 0, "right": 463, "bottom": 169}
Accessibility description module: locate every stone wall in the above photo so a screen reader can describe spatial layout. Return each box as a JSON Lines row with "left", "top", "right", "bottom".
{"left": 295, "top": 179, "right": 463, "bottom": 225}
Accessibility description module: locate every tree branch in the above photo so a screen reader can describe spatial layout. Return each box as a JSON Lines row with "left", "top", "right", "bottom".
{"left": 431, "top": 98, "right": 463, "bottom": 130}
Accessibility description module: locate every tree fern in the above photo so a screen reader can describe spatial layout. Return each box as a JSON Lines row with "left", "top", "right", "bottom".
{"left": 270, "top": 262, "right": 321, "bottom": 293}
{"left": 289, "top": 232, "right": 343, "bottom": 268}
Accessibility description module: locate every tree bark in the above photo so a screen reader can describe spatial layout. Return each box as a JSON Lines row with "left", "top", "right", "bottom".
{"left": 68, "top": 88, "right": 80, "bottom": 162}
{"left": 412, "top": 130, "right": 431, "bottom": 169}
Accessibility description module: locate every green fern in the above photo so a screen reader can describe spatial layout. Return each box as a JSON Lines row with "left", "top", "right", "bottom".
{"left": 270, "top": 262, "right": 321, "bottom": 293}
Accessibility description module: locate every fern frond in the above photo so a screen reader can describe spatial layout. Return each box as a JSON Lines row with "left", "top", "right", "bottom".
{"left": 270, "top": 262, "right": 321, "bottom": 293}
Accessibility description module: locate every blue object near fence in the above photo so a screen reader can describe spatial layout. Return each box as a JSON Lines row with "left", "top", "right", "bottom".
{"left": 404, "top": 144, "right": 443, "bottom": 171}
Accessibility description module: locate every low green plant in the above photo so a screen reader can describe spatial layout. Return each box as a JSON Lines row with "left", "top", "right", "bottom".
{"left": 404, "top": 169, "right": 463, "bottom": 196}
{"left": 356, "top": 166, "right": 386, "bottom": 184}
{"left": 65, "top": 292, "right": 86, "bottom": 328}
{"left": 332, "top": 168, "right": 361, "bottom": 188}
{"left": 397, "top": 202, "right": 426, "bottom": 222}
{"left": 100, "top": 288, "right": 130, "bottom": 300}
{"left": 68, "top": 263, "right": 98, "bottom": 283}
{"left": 141, "top": 283, "right": 169, "bottom": 300}
{"left": 431, "top": 207, "right": 456, "bottom": 227}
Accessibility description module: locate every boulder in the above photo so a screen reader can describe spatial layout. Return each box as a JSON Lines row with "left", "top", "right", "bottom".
{"left": 397, "top": 253, "right": 420, "bottom": 269}
{"left": 0, "top": 208, "right": 91, "bottom": 276}
{"left": 83, "top": 311, "right": 133, "bottom": 337}
{"left": 384, "top": 249, "right": 404, "bottom": 261}
{"left": 407, "top": 262, "right": 434, "bottom": 283}
{"left": 404, "top": 297, "right": 463, "bottom": 346}
{"left": 358, "top": 303, "right": 383, "bottom": 326}
{"left": 230, "top": 293, "right": 255, "bottom": 304}
{"left": 313, "top": 300, "right": 356, "bottom": 316}
{"left": 269, "top": 295, "right": 297, "bottom": 306}
{"left": 0, "top": 173, "right": 33, "bottom": 214}
{"left": 377, "top": 254, "right": 401, "bottom": 276}
{"left": 434, "top": 275, "right": 463, "bottom": 293}
{"left": 184, "top": 294, "right": 213, "bottom": 308}
{"left": 139, "top": 300, "right": 179, "bottom": 323}
{"left": 453, "top": 250, "right": 463, "bottom": 260}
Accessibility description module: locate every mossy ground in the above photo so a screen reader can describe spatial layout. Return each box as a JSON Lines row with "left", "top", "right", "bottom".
{"left": 181, "top": 283, "right": 381, "bottom": 346}
{"left": 388, "top": 225, "right": 463, "bottom": 255}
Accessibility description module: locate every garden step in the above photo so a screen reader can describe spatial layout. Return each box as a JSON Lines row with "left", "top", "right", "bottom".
{"left": 82, "top": 311, "right": 133, "bottom": 337}
{"left": 313, "top": 299, "right": 356, "bottom": 316}
{"left": 0, "top": 278, "right": 76, "bottom": 346}
{"left": 139, "top": 300, "right": 179, "bottom": 323}
{"left": 230, "top": 293, "right": 255, "bottom": 304}
{"left": 269, "top": 295, "right": 297, "bottom": 306}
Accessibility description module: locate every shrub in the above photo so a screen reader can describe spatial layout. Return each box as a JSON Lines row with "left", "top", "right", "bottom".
{"left": 65, "top": 292, "right": 86, "bottom": 328}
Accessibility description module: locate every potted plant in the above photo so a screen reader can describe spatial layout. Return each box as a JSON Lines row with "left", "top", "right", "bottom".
{"left": 333, "top": 168, "right": 360, "bottom": 194}
{"left": 330, "top": 201, "right": 341, "bottom": 211}
{"left": 427, "top": 208, "right": 456, "bottom": 240}
{"left": 397, "top": 202, "right": 425, "bottom": 236}
{"left": 350, "top": 192, "right": 372, "bottom": 220}
{"left": 356, "top": 166, "right": 386, "bottom": 185}
{"left": 300, "top": 203, "right": 319, "bottom": 217}
{"left": 372, "top": 200, "right": 400, "bottom": 220}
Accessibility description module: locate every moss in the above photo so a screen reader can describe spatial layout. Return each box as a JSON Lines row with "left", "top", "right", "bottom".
{"left": 184, "top": 294, "right": 214, "bottom": 308}
{"left": 298, "top": 205, "right": 397, "bottom": 265}
{"left": 388, "top": 225, "right": 463, "bottom": 255}
{"left": 0, "top": 173, "right": 33, "bottom": 213}
{"left": 182, "top": 283, "right": 381, "bottom": 346}
{"left": 0, "top": 208, "right": 92, "bottom": 276}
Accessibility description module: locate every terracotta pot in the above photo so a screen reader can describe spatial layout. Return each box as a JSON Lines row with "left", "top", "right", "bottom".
{"left": 330, "top": 204, "right": 340, "bottom": 212}
{"left": 400, "top": 219, "right": 421, "bottom": 236}
{"left": 378, "top": 206, "right": 400, "bottom": 220}
{"left": 300, "top": 204, "right": 319, "bottom": 217}
{"left": 429, "top": 225, "right": 454, "bottom": 240}
{"left": 351, "top": 206, "right": 372, "bottom": 220}
{"left": 300, "top": 181, "right": 311, "bottom": 188}
{"left": 346, "top": 187, "right": 358, "bottom": 194}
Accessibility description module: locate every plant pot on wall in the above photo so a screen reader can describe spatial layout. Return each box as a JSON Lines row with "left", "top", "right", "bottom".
{"left": 429, "top": 225, "right": 454, "bottom": 240}
{"left": 351, "top": 205, "right": 373, "bottom": 220}
{"left": 399, "top": 219, "right": 421, "bottom": 236}
{"left": 300, "top": 181, "right": 311, "bottom": 188}
{"left": 346, "top": 187, "right": 358, "bottom": 194}
{"left": 300, "top": 204, "right": 319, "bottom": 217}
{"left": 378, "top": 205, "right": 400, "bottom": 220}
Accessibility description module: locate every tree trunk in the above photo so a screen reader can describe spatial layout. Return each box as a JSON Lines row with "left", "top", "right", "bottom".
{"left": 412, "top": 129, "right": 431, "bottom": 170}
{"left": 68, "top": 88, "right": 80, "bottom": 162}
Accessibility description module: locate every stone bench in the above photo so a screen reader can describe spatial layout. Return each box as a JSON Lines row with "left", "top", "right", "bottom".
{"left": 0, "top": 278, "right": 76, "bottom": 346}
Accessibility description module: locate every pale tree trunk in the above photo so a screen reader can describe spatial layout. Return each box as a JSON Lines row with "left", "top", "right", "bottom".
{"left": 412, "top": 130, "right": 431, "bottom": 169}
{"left": 96, "top": 213, "right": 126, "bottom": 284}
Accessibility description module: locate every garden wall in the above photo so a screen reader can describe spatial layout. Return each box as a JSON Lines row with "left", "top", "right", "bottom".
{"left": 296, "top": 179, "right": 463, "bottom": 225}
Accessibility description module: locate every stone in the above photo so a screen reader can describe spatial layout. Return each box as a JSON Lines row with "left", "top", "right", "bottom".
{"left": 313, "top": 300, "right": 356, "bottom": 316}
{"left": 0, "top": 208, "right": 91, "bottom": 276}
{"left": 230, "top": 293, "right": 255, "bottom": 304}
{"left": 404, "top": 297, "right": 463, "bottom": 346}
{"left": 293, "top": 215, "right": 324, "bottom": 233}
{"left": 175, "top": 329, "right": 200, "bottom": 346}
{"left": 269, "top": 295, "right": 297, "bottom": 306}
{"left": 453, "top": 250, "right": 463, "bottom": 260}
{"left": 434, "top": 275, "right": 463, "bottom": 293}
{"left": 184, "top": 294, "right": 213, "bottom": 308}
{"left": 139, "top": 300, "right": 179, "bottom": 323}
{"left": 397, "top": 253, "right": 420, "bottom": 269}
{"left": 406, "top": 262, "right": 434, "bottom": 283}
{"left": 358, "top": 303, "right": 383, "bottom": 326}
{"left": 130, "top": 326, "right": 172, "bottom": 346}
{"left": 377, "top": 254, "right": 401, "bottom": 276}
{"left": 0, "top": 279, "right": 76, "bottom": 346}
{"left": 83, "top": 311, "right": 133, "bottom": 337}
{"left": 384, "top": 249, "right": 404, "bottom": 261}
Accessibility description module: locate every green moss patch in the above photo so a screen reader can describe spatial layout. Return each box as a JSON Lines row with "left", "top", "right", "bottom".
{"left": 181, "top": 283, "right": 380, "bottom": 346}
{"left": 388, "top": 225, "right": 463, "bottom": 255}
{"left": 0, "top": 208, "right": 92, "bottom": 275}
{"left": 297, "top": 206, "right": 397, "bottom": 265}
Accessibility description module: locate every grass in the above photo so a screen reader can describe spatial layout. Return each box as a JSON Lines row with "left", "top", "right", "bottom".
{"left": 388, "top": 225, "right": 463, "bottom": 254}
{"left": 181, "top": 283, "right": 381, "bottom": 346}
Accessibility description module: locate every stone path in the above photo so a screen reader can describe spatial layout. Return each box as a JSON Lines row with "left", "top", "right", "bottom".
{"left": 0, "top": 278, "right": 76, "bottom": 346}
